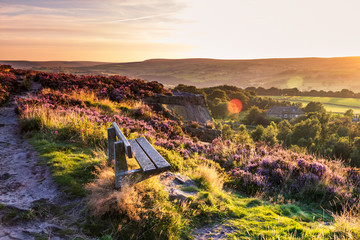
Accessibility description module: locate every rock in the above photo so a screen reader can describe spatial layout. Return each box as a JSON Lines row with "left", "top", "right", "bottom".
{"left": 144, "top": 93, "right": 212, "bottom": 124}
{"left": 0, "top": 173, "right": 11, "bottom": 180}
{"left": 159, "top": 172, "right": 197, "bottom": 202}
{"left": 184, "top": 126, "right": 221, "bottom": 142}
{"left": 168, "top": 188, "right": 194, "bottom": 202}
{"left": 144, "top": 92, "right": 222, "bottom": 142}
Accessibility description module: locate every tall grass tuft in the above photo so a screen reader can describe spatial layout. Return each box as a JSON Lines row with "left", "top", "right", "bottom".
{"left": 191, "top": 163, "right": 224, "bottom": 193}
{"left": 86, "top": 167, "right": 145, "bottom": 221}
{"left": 85, "top": 167, "right": 189, "bottom": 239}
{"left": 332, "top": 202, "right": 360, "bottom": 239}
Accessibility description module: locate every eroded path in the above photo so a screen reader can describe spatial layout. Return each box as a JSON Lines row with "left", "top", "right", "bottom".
{"left": 0, "top": 97, "right": 59, "bottom": 210}
{"left": 0, "top": 85, "right": 88, "bottom": 239}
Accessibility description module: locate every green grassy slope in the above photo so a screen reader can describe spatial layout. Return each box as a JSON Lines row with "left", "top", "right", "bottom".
{"left": 269, "top": 96, "right": 360, "bottom": 114}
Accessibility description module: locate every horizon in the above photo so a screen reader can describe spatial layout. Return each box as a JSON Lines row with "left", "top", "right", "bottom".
{"left": 2, "top": 55, "right": 360, "bottom": 63}
{"left": 2, "top": 0, "right": 360, "bottom": 61}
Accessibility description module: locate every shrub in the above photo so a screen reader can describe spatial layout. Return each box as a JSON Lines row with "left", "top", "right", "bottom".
{"left": 190, "top": 121, "right": 199, "bottom": 128}
{"left": 205, "top": 121, "right": 215, "bottom": 129}
{"left": 224, "top": 143, "right": 359, "bottom": 210}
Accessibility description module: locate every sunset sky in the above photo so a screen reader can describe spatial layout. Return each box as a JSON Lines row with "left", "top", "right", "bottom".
{"left": 1, "top": 0, "right": 360, "bottom": 62}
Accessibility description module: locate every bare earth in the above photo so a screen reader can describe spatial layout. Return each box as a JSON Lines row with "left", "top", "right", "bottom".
{"left": 0, "top": 85, "right": 88, "bottom": 239}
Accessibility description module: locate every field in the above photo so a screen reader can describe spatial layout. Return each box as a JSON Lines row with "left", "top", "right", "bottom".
{"left": 268, "top": 95, "right": 360, "bottom": 114}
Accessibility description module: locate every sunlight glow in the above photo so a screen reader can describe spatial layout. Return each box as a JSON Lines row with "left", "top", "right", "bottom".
{"left": 1, "top": 0, "right": 360, "bottom": 61}
{"left": 228, "top": 99, "right": 243, "bottom": 114}
{"left": 287, "top": 76, "right": 304, "bottom": 89}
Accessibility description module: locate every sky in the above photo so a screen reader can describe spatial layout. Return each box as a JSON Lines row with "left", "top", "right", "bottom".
{"left": 1, "top": 0, "right": 360, "bottom": 62}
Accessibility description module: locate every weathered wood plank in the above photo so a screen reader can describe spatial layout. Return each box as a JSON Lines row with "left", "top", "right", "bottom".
{"left": 116, "top": 168, "right": 142, "bottom": 177}
{"left": 112, "top": 122, "right": 132, "bottom": 158}
{"left": 114, "top": 141, "right": 128, "bottom": 172}
{"left": 129, "top": 139, "right": 156, "bottom": 173}
{"left": 107, "top": 127, "right": 116, "bottom": 165}
{"left": 136, "top": 137, "right": 171, "bottom": 170}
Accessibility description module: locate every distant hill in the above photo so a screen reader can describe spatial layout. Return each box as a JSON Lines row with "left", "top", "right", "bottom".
{"left": 0, "top": 60, "right": 109, "bottom": 69}
{"left": 2, "top": 57, "right": 360, "bottom": 91}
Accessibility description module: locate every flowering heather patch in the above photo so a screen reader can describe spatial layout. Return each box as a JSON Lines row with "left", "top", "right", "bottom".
{"left": 223, "top": 142, "right": 357, "bottom": 210}
{"left": 16, "top": 89, "right": 208, "bottom": 161}
{"left": 34, "top": 72, "right": 172, "bottom": 101}
{"left": 0, "top": 72, "right": 18, "bottom": 106}
{"left": 15, "top": 68, "right": 360, "bottom": 214}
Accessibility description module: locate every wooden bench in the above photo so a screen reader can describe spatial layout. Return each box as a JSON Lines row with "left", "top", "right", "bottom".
{"left": 107, "top": 122, "right": 171, "bottom": 189}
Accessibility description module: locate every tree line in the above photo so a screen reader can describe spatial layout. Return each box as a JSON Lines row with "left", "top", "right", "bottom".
{"left": 246, "top": 87, "right": 360, "bottom": 98}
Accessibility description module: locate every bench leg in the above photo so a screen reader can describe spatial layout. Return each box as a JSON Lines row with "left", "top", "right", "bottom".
{"left": 115, "top": 175, "right": 124, "bottom": 190}
{"left": 114, "top": 141, "right": 128, "bottom": 189}
{"left": 107, "top": 127, "right": 116, "bottom": 165}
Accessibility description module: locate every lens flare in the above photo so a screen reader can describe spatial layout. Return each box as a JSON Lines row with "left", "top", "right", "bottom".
{"left": 227, "top": 99, "right": 243, "bottom": 114}
{"left": 287, "top": 76, "right": 303, "bottom": 88}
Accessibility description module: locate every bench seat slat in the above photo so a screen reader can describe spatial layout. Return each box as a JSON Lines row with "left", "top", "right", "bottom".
{"left": 129, "top": 139, "right": 157, "bottom": 173}
{"left": 136, "top": 137, "right": 171, "bottom": 170}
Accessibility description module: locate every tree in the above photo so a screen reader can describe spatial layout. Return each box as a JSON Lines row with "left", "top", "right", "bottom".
{"left": 222, "top": 124, "right": 234, "bottom": 140}
{"left": 344, "top": 109, "right": 355, "bottom": 118}
{"left": 291, "top": 118, "right": 322, "bottom": 147}
{"left": 261, "top": 122, "right": 278, "bottom": 146}
{"left": 235, "top": 127, "right": 253, "bottom": 145}
{"left": 303, "top": 102, "right": 326, "bottom": 113}
{"left": 337, "top": 126, "right": 350, "bottom": 137}
{"left": 245, "top": 106, "right": 263, "bottom": 125}
{"left": 210, "top": 102, "right": 228, "bottom": 118}
{"left": 334, "top": 137, "right": 351, "bottom": 160}
{"left": 277, "top": 120, "right": 292, "bottom": 142}
{"left": 208, "top": 89, "right": 228, "bottom": 102}
{"left": 174, "top": 84, "right": 205, "bottom": 96}
{"left": 251, "top": 125, "right": 265, "bottom": 142}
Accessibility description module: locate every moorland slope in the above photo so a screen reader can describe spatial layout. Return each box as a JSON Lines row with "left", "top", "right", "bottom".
{"left": 3, "top": 57, "right": 360, "bottom": 91}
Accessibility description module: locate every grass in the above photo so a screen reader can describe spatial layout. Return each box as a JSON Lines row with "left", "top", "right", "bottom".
{"left": 225, "top": 195, "right": 334, "bottom": 239}
{"left": 268, "top": 95, "right": 360, "bottom": 114}
{"left": 83, "top": 160, "right": 343, "bottom": 240}
{"left": 29, "top": 132, "right": 103, "bottom": 197}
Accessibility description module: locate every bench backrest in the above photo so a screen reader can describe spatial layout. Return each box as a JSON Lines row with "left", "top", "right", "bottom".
{"left": 112, "top": 122, "right": 132, "bottom": 158}
{"left": 108, "top": 122, "right": 170, "bottom": 172}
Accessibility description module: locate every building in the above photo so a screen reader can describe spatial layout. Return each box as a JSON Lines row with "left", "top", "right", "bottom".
{"left": 266, "top": 106, "right": 304, "bottom": 120}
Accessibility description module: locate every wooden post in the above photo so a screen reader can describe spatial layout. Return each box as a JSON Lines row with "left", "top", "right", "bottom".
{"left": 114, "top": 141, "right": 128, "bottom": 189}
{"left": 107, "top": 127, "right": 116, "bottom": 165}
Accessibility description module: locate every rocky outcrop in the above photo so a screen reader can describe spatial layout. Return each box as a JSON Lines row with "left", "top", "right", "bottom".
{"left": 145, "top": 92, "right": 221, "bottom": 142}
{"left": 144, "top": 92, "right": 212, "bottom": 124}
{"left": 184, "top": 126, "right": 221, "bottom": 142}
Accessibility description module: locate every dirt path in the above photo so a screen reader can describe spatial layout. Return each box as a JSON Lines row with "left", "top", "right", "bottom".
{"left": 0, "top": 84, "right": 88, "bottom": 239}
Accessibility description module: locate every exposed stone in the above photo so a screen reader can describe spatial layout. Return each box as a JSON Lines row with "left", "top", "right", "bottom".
{"left": 185, "top": 126, "right": 221, "bottom": 142}
{"left": 145, "top": 92, "right": 221, "bottom": 142}
{"left": 144, "top": 92, "right": 212, "bottom": 124}
{"left": 159, "top": 172, "right": 197, "bottom": 202}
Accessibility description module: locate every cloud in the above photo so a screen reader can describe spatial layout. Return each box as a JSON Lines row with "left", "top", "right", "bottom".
{"left": 0, "top": 0, "right": 190, "bottom": 61}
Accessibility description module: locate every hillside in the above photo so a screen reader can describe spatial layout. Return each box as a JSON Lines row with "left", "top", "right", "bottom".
{"left": 3, "top": 57, "right": 360, "bottom": 91}
{"left": 0, "top": 61, "right": 109, "bottom": 70}
{"left": 1, "top": 65, "right": 360, "bottom": 239}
